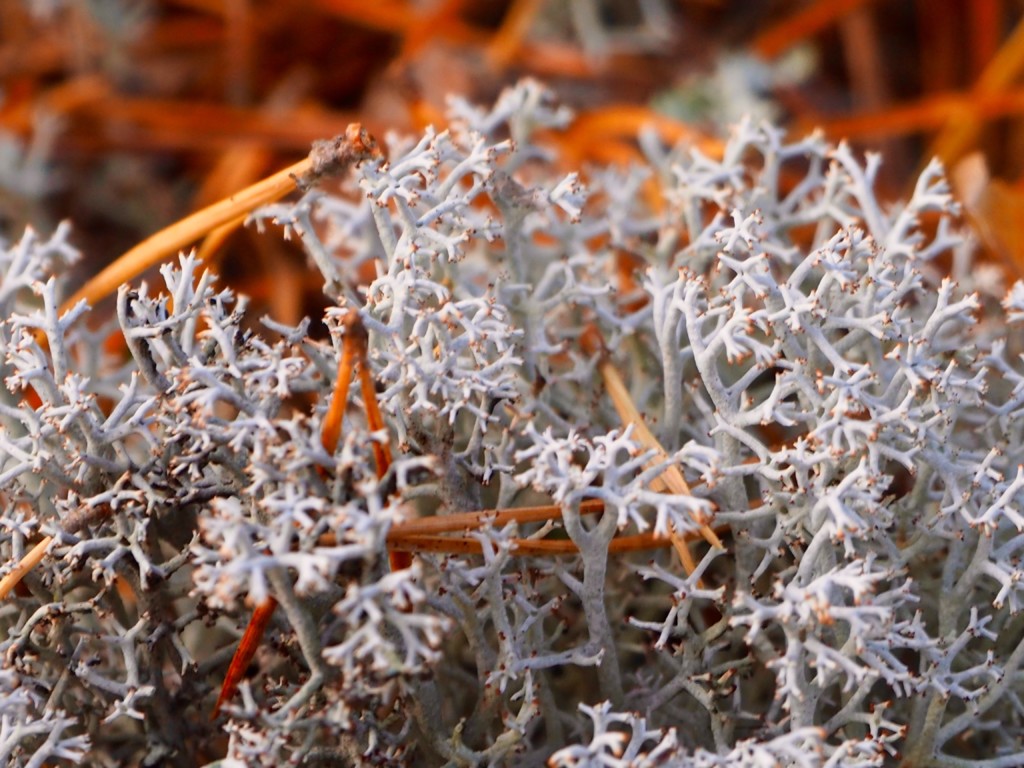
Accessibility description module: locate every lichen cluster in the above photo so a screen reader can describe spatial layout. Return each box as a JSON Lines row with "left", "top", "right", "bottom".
{"left": 2, "top": 81, "right": 1023, "bottom": 766}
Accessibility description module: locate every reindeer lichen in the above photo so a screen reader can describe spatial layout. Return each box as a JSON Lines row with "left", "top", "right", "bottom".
{"left": 2, "top": 80, "right": 1023, "bottom": 766}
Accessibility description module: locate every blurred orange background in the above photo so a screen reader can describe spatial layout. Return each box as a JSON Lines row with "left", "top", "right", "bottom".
{"left": 3, "top": 0, "right": 1023, "bottom": 319}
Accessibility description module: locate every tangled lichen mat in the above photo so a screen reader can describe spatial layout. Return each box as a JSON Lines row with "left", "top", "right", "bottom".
{"left": 1, "top": 81, "right": 1023, "bottom": 766}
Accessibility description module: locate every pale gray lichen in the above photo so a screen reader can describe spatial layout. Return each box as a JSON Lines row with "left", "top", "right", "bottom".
{"left": 2, "top": 80, "right": 1024, "bottom": 766}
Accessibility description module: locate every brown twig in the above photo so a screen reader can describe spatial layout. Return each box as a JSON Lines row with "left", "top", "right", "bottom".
{"left": 804, "top": 89, "right": 1024, "bottom": 141}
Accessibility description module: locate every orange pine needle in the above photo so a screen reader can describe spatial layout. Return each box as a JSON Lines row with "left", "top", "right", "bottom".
{"left": 216, "top": 309, "right": 395, "bottom": 715}
{"left": 311, "top": 0, "right": 417, "bottom": 34}
{"left": 79, "top": 95, "right": 363, "bottom": 153}
{"left": 751, "top": 0, "right": 879, "bottom": 59}
{"left": 929, "top": 14, "right": 1024, "bottom": 167}
{"left": 210, "top": 136, "right": 381, "bottom": 720}
{"left": 214, "top": 315, "right": 383, "bottom": 716}
{"left": 317, "top": 311, "right": 401, "bottom": 567}
{"left": 192, "top": 144, "right": 272, "bottom": 268}
{"left": 389, "top": 532, "right": 673, "bottom": 556}
{"left": 567, "top": 106, "right": 706, "bottom": 147}
{"left": 337, "top": 313, "right": 402, "bottom": 568}
{"left": 321, "top": 310, "right": 392, "bottom": 473}
{"left": 580, "top": 324, "right": 723, "bottom": 578}
{"left": 969, "top": 0, "right": 1002, "bottom": 79}
{"left": 212, "top": 596, "right": 278, "bottom": 718}
{"left": 19, "top": 385, "right": 43, "bottom": 411}
{"left": 58, "top": 124, "right": 379, "bottom": 317}
{"left": 388, "top": 529, "right": 725, "bottom": 557}
{"left": 358, "top": 356, "right": 392, "bottom": 477}
{"left": 555, "top": 106, "right": 721, "bottom": 170}
{"left": 388, "top": 499, "right": 605, "bottom": 540}
{"left": 320, "top": 312, "right": 362, "bottom": 456}
{"left": 0, "top": 536, "right": 52, "bottom": 600}
{"left": 808, "top": 89, "right": 1024, "bottom": 142}
{"left": 386, "top": 502, "right": 730, "bottom": 558}
{"left": 486, "top": 0, "right": 542, "bottom": 69}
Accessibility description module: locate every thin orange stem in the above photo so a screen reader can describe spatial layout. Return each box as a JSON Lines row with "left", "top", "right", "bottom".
{"left": 193, "top": 213, "right": 248, "bottom": 267}
{"left": 359, "top": 359, "right": 392, "bottom": 477}
{"left": 751, "top": 0, "right": 879, "bottom": 59}
{"left": 808, "top": 89, "right": 1024, "bottom": 141}
{"left": 969, "top": 0, "right": 1002, "bottom": 79}
{"left": 59, "top": 124, "right": 379, "bottom": 316}
{"left": 19, "top": 385, "right": 43, "bottom": 411}
{"left": 486, "top": 0, "right": 542, "bottom": 68}
{"left": 0, "top": 537, "right": 52, "bottom": 599}
{"left": 580, "top": 325, "right": 723, "bottom": 581}
{"left": 327, "top": 313, "right": 400, "bottom": 568}
{"left": 554, "top": 106, "right": 722, "bottom": 171}
{"left": 81, "top": 94, "right": 362, "bottom": 152}
{"left": 192, "top": 144, "right": 271, "bottom": 269}
{"left": 388, "top": 499, "right": 606, "bottom": 540}
{"left": 567, "top": 106, "right": 707, "bottom": 146}
{"left": 389, "top": 532, "right": 678, "bottom": 556}
{"left": 581, "top": 326, "right": 721, "bottom": 545}
{"left": 347, "top": 311, "right": 391, "bottom": 477}
{"left": 61, "top": 159, "right": 296, "bottom": 313}
{"left": 212, "top": 596, "right": 278, "bottom": 718}
{"left": 929, "top": 14, "right": 1024, "bottom": 166}
{"left": 207, "top": 136, "right": 380, "bottom": 721}
{"left": 320, "top": 313, "right": 362, "bottom": 455}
